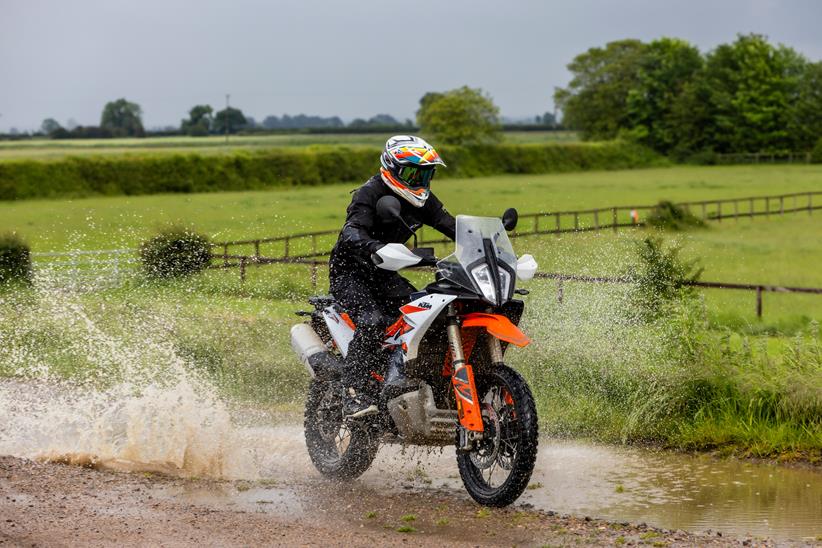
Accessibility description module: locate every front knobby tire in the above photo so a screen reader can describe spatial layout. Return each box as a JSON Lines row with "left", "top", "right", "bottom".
{"left": 456, "top": 364, "right": 539, "bottom": 507}
{"left": 303, "top": 379, "right": 379, "bottom": 480}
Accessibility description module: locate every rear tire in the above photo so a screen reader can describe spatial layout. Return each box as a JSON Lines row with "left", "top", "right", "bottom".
{"left": 304, "top": 379, "right": 379, "bottom": 480}
{"left": 456, "top": 364, "right": 538, "bottom": 507}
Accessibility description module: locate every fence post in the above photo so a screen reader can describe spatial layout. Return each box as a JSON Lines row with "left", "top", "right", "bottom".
{"left": 612, "top": 207, "right": 618, "bottom": 233}
{"left": 749, "top": 198, "right": 754, "bottom": 219}
{"left": 555, "top": 213, "right": 561, "bottom": 237}
{"left": 534, "top": 215, "right": 539, "bottom": 234}
{"left": 223, "top": 244, "right": 229, "bottom": 267}
{"left": 779, "top": 196, "right": 784, "bottom": 216}
{"left": 310, "top": 235, "right": 318, "bottom": 291}
{"left": 557, "top": 279, "right": 564, "bottom": 304}
{"left": 756, "top": 286, "right": 763, "bottom": 319}
{"left": 766, "top": 197, "right": 770, "bottom": 219}
{"left": 284, "top": 237, "right": 290, "bottom": 258}
{"left": 254, "top": 240, "right": 260, "bottom": 259}
{"left": 717, "top": 201, "right": 721, "bottom": 223}
{"left": 793, "top": 194, "right": 797, "bottom": 212}
{"left": 809, "top": 192, "right": 813, "bottom": 216}
{"left": 574, "top": 211, "right": 579, "bottom": 231}
{"left": 240, "top": 257, "right": 247, "bottom": 284}
{"left": 701, "top": 202, "right": 707, "bottom": 220}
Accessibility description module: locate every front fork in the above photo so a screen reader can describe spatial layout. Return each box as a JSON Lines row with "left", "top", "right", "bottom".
{"left": 447, "top": 304, "right": 504, "bottom": 449}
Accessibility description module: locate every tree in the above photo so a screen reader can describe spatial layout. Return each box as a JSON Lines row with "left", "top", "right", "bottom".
{"left": 181, "top": 104, "right": 213, "bottom": 136}
{"left": 625, "top": 38, "right": 703, "bottom": 153}
{"left": 100, "top": 98, "right": 145, "bottom": 137}
{"left": 41, "top": 118, "right": 62, "bottom": 135}
{"left": 416, "top": 86, "right": 501, "bottom": 145}
{"left": 788, "top": 61, "right": 822, "bottom": 150}
{"left": 348, "top": 114, "right": 402, "bottom": 129}
{"left": 700, "top": 34, "right": 806, "bottom": 153}
{"left": 539, "top": 112, "right": 557, "bottom": 127}
{"left": 554, "top": 39, "right": 646, "bottom": 140}
{"left": 212, "top": 107, "right": 247, "bottom": 134}
{"left": 261, "top": 114, "right": 344, "bottom": 129}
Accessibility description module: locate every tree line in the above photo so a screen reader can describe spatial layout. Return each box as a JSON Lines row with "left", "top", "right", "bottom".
{"left": 28, "top": 88, "right": 549, "bottom": 143}
{"left": 555, "top": 33, "right": 822, "bottom": 157}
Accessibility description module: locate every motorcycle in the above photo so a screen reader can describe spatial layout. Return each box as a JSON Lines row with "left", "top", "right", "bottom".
{"left": 290, "top": 196, "right": 539, "bottom": 507}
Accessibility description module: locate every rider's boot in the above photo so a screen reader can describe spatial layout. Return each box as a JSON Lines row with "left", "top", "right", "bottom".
{"left": 381, "top": 347, "right": 417, "bottom": 401}
{"left": 343, "top": 386, "right": 378, "bottom": 419}
{"left": 342, "top": 322, "right": 385, "bottom": 419}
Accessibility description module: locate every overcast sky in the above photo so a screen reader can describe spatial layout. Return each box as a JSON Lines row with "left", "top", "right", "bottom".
{"left": 2, "top": 0, "right": 822, "bottom": 132}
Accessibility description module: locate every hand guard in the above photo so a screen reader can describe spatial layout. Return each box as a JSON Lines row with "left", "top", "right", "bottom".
{"left": 370, "top": 243, "right": 423, "bottom": 271}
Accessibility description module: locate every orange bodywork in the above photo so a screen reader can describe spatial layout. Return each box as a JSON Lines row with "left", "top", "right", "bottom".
{"left": 449, "top": 314, "right": 528, "bottom": 432}
{"left": 452, "top": 361, "right": 484, "bottom": 432}
{"left": 461, "top": 313, "right": 530, "bottom": 347}
{"left": 340, "top": 312, "right": 357, "bottom": 330}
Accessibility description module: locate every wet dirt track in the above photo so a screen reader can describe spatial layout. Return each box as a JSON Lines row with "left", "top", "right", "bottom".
{"left": 0, "top": 456, "right": 798, "bottom": 548}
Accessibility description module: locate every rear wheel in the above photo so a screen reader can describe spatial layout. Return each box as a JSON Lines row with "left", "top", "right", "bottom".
{"left": 456, "top": 364, "right": 538, "bottom": 507}
{"left": 304, "top": 379, "right": 379, "bottom": 480}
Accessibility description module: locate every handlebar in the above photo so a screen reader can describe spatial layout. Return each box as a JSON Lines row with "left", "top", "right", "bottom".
{"left": 410, "top": 247, "right": 438, "bottom": 267}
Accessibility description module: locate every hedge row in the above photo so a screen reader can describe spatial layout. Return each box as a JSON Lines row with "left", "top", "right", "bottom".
{"left": 0, "top": 142, "right": 664, "bottom": 201}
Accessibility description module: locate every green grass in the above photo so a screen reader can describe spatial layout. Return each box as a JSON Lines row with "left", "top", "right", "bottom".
{"left": 0, "top": 164, "right": 820, "bottom": 460}
{"left": 1, "top": 164, "right": 819, "bottom": 251}
{"left": 2, "top": 164, "right": 818, "bottom": 329}
{"left": 0, "top": 131, "right": 578, "bottom": 161}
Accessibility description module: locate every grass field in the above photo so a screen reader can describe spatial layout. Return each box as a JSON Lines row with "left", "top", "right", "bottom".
{"left": 1, "top": 163, "right": 820, "bottom": 459}
{"left": 0, "top": 131, "right": 579, "bottom": 161}
{"left": 2, "top": 163, "right": 820, "bottom": 330}
{"left": 2, "top": 164, "right": 819, "bottom": 251}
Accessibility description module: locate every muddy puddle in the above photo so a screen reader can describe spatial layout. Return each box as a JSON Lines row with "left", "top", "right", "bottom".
{"left": 117, "top": 424, "right": 822, "bottom": 541}
{"left": 2, "top": 379, "right": 819, "bottom": 541}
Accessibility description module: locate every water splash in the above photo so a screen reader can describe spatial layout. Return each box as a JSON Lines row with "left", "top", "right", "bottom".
{"left": 0, "top": 280, "right": 293, "bottom": 479}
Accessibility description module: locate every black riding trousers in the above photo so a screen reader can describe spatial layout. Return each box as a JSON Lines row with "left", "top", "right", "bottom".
{"left": 329, "top": 268, "right": 415, "bottom": 389}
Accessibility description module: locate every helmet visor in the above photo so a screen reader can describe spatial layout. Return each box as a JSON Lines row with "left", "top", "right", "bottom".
{"left": 397, "top": 165, "right": 436, "bottom": 190}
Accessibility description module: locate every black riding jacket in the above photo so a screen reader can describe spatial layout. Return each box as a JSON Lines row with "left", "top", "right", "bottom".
{"left": 329, "top": 175, "right": 456, "bottom": 280}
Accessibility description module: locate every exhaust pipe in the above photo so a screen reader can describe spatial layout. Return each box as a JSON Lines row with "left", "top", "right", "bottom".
{"left": 290, "top": 323, "right": 341, "bottom": 379}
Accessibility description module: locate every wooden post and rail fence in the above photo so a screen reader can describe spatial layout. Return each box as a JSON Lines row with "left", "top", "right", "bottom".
{"left": 207, "top": 255, "right": 822, "bottom": 320}
{"left": 207, "top": 190, "right": 822, "bottom": 320}
{"left": 210, "top": 190, "right": 820, "bottom": 262}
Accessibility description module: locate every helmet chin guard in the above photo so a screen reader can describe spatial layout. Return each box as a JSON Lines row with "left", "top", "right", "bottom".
{"left": 379, "top": 135, "right": 445, "bottom": 207}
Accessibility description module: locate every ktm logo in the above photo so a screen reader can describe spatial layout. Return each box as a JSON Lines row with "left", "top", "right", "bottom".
{"left": 418, "top": 301, "right": 433, "bottom": 310}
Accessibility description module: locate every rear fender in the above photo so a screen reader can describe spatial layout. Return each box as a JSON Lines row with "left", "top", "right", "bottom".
{"left": 322, "top": 307, "right": 355, "bottom": 357}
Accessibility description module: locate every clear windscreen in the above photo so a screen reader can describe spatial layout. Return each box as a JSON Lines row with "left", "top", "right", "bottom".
{"left": 436, "top": 215, "right": 517, "bottom": 300}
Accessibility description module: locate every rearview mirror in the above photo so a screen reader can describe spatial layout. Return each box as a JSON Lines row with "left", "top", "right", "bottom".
{"left": 502, "top": 208, "right": 518, "bottom": 231}
{"left": 376, "top": 195, "right": 402, "bottom": 223}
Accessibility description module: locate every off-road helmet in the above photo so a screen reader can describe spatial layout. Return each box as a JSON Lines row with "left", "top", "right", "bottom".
{"left": 380, "top": 135, "right": 446, "bottom": 208}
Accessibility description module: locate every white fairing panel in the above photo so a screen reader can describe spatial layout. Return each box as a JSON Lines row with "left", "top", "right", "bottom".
{"left": 375, "top": 243, "right": 422, "bottom": 271}
{"left": 400, "top": 294, "right": 457, "bottom": 361}
{"left": 322, "top": 307, "right": 355, "bottom": 358}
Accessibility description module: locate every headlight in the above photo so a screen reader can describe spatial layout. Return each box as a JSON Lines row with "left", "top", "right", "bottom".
{"left": 471, "top": 264, "right": 497, "bottom": 303}
{"left": 498, "top": 268, "right": 511, "bottom": 300}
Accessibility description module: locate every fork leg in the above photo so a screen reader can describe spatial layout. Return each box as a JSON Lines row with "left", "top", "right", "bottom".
{"left": 447, "top": 305, "right": 484, "bottom": 433}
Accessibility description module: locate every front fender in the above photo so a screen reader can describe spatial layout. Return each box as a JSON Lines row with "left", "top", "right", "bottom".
{"left": 461, "top": 312, "right": 530, "bottom": 347}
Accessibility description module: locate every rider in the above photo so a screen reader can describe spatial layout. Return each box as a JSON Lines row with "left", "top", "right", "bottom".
{"left": 329, "top": 135, "right": 456, "bottom": 418}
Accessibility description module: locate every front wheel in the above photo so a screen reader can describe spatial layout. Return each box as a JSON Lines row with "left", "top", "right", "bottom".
{"left": 456, "top": 364, "right": 539, "bottom": 507}
{"left": 304, "top": 379, "right": 379, "bottom": 480}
